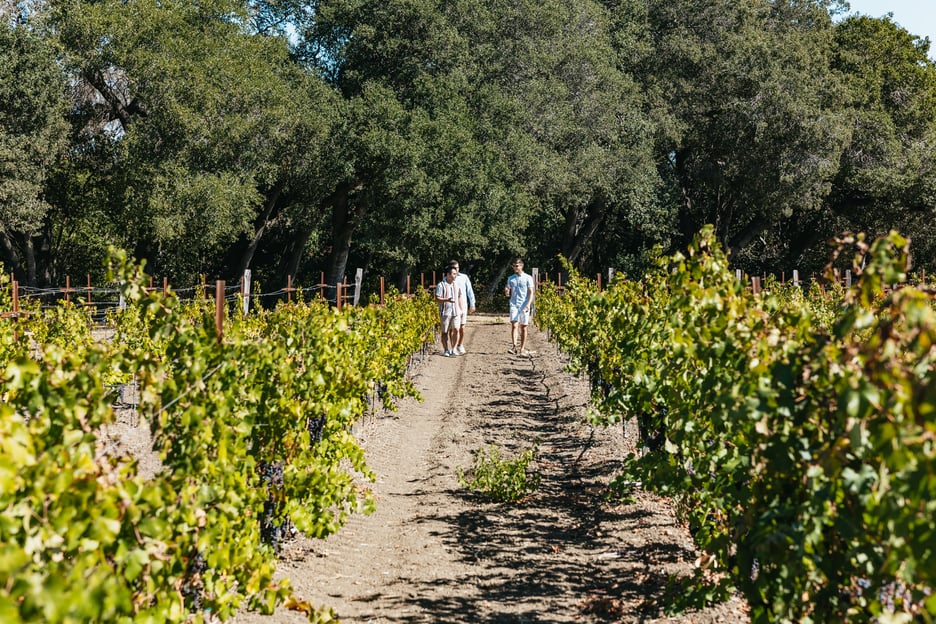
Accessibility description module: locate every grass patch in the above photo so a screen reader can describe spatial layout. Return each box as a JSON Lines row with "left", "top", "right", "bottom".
{"left": 457, "top": 444, "right": 540, "bottom": 502}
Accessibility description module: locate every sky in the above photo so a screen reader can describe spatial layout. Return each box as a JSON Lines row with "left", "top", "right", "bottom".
{"left": 843, "top": 0, "right": 936, "bottom": 56}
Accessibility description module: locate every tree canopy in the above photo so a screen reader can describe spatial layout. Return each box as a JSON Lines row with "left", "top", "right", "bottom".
{"left": 1, "top": 0, "right": 935, "bottom": 288}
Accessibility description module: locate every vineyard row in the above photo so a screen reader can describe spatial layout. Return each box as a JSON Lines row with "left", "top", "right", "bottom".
{"left": 0, "top": 251, "right": 440, "bottom": 623}
{"left": 536, "top": 228, "right": 936, "bottom": 623}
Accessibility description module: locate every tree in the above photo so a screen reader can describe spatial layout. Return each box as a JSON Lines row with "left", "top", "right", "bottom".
{"left": 0, "top": 20, "right": 69, "bottom": 284}
{"left": 438, "top": 0, "right": 662, "bottom": 277}
{"left": 48, "top": 0, "right": 338, "bottom": 285}
{"left": 806, "top": 14, "right": 936, "bottom": 273}
{"left": 641, "top": 0, "right": 850, "bottom": 273}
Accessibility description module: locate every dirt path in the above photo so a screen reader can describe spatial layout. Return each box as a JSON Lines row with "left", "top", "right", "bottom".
{"left": 235, "top": 316, "right": 749, "bottom": 623}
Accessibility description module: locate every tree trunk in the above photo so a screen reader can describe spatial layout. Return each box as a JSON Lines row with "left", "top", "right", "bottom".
{"left": 727, "top": 216, "right": 769, "bottom": 255}
{"left": 234, "top": 182, "right": 283, "bottom": 278}
{"left": 325, "top": 180, "right": 363, "bottom": 300}
{"left": 486, "top": 254, "right": 513, "bottom": 298}
{"left": 561, "top": 195, "right": 607, "bottom": 268}
{"left": 87, "top": 69, "right": 147, "bottom": 130}
{"left": 284, "top": 224, "right": 313, "bottom": 282}
{"left": 0, "top": 231, "right": 22, "bottom": 281}
{"left": 23, "top": 235, "right": 38, "bottom": 286}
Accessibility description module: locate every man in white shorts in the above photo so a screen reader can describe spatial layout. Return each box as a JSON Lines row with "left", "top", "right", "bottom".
{"left": 449, "top": 260, "right": 476, "bottom": 355}
{"left": 435, "top": 266, "right": 463, "bottom": 357}
{"left": 504, "top": 258, "right": 535, "bottom": 355}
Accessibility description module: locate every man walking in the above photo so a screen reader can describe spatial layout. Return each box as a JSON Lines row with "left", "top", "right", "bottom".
{"left": 435, "top": 266, "right": 462, "bottom": 357}
{"left": 504, "top": 258, "right": 535, "bottom": 355}
{"left": 449, "top": 260, "right": 476, "bottom": 355}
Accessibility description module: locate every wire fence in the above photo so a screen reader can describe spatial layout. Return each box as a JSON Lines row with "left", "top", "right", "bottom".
{"left": 2, "top": 269, "right": 452, "bottom": 326}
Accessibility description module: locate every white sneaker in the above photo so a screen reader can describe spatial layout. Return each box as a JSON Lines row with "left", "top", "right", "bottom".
{"left": 457, "top": 345, "right": 465, "bottom": 355}
{"left": 443, "top": 350, "right": 453, "bottom": 357}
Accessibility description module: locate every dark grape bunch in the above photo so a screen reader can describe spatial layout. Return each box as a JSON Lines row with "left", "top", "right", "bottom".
{"left": 307, "top": 415, "right": 326, "bottom": 447}
{"left": 181, "top": 550, "right": 208, "bottom": 612}
{"left": 256, "top": 460, "right": 295, "bottom": 553}
{"left": 257, "top": 460, "right": 284, "bottom": 488}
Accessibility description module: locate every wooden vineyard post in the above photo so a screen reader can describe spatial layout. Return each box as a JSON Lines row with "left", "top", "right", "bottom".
{"left": 354, "top": 268, "right": 363, "bottom": 306}
{"left": 380, "top": 276, "right": 385, "bottom": 306}
{"left": 63, "top": 275, "right": 76, "bottom": 303}
{"left": 11, "top": 280, "right": 19, "bottom": 343}
{"left": 406, "top": 275, "right": 411, "bottom": 296}
{"left": 84, "top": 275, "right": 93, "bottom": 320}
{"left": 752, "top": 276, "right": 761, "bottom": 294}
{"left": 242, "top": 269, "right": 251, "bottom": 316}
{"left": 793, "top": 270, "right": 800, "bottom": 287}
{"left": 597, "top": 273, "right": 602, "bottom": 291}
{"left": 286, "top": 275, "right": 295, "bottom": 303}
{"left": 336, "top": 282, "right": 343, "bottom": 311}
{"left": 317, "top": 272, "right": 328, "bottom": 301}
{"left": 215, "top": 280, "right": 225, "bottom": 343}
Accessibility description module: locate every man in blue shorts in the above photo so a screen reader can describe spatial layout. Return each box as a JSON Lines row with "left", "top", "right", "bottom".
{"left": 504, "top": 258, "right": 535, "bottom": 355}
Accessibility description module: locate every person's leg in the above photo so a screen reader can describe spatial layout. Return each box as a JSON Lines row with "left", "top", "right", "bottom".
{"left": 509, "top": 321, "right": 518, "bottom": 351}
{"left": 519, "top": 323, "right": 528, "bottom": 352}
{"left": 457, "top": 315, "right": 466, "bottom": 350}
{"left": 441, "top": 317, "right": 451, "bottom": 353}
{"left": 453, "top": 316, "right": 464, "bottom": 354}
{"left": 449, "top": 326, "right": 459, "bottom": 353}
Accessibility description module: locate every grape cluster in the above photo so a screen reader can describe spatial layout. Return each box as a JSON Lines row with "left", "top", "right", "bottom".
{"left": 258, "top": 460, "right": 284, "bottom": 488}
{"left": 638, "top": 406, "right": 667, "bottom": 453}
{"left": 256, "top": 460, "right": 296, "bottom": 553}
{"left": 307, "top": 415, "right": 326, "bottom": 447}
{"left": 181, "top": 550, "right": 208, "bottom": 611}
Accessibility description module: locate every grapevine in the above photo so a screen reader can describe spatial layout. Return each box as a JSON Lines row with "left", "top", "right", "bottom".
{"left": 0, "top": 251, "right": 438, "bottom": 623}
{"left": 537, "top": 227, "right": 936, "bottom": 622}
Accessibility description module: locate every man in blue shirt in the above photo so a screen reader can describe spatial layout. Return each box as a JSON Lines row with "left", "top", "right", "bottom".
{"left": 449, "top": 260, "right": 476, "bottom": 355}
{"left": 504, "top": 258, "right": 535, "bottom": 355}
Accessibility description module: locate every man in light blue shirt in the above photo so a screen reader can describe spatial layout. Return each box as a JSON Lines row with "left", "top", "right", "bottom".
{"left": 449, "top": 260, "right": 476, "bottom": 355}
{"left": 504, "top": 258, "right": 535, "bottom": 355}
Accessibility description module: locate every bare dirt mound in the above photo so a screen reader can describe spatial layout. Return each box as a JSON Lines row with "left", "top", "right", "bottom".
{"left": 234, "top": 315, "right": 749, "bottom": 623}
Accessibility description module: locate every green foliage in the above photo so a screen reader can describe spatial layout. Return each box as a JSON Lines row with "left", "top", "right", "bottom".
{"left": 538, "top": 227, "right": 936, "bottom": 622}
{"left": 457, "top": 444, "right": 541, "bottom": 503}
{"left": 0, "top": 21, "right": 69, "bottom": 276}
{"left": 0, "top": 251, "right": 438, "bottom": 623}
{"left": 6, "top": 0, "right": 936, "bottom": 306}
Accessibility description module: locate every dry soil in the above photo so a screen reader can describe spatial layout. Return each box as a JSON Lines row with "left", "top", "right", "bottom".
{"left": 224, "top": 315, "right": 751, "bottom": 623}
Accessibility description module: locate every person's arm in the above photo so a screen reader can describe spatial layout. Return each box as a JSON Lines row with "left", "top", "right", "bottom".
{"left": 524, "top": 276, "right": 534, "bottom": 310}
{"left": 466, "top": 276, "right": 476, "bottom": 310}
{"left": 435, "top": 283, "right": 452, "bottom": 303}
